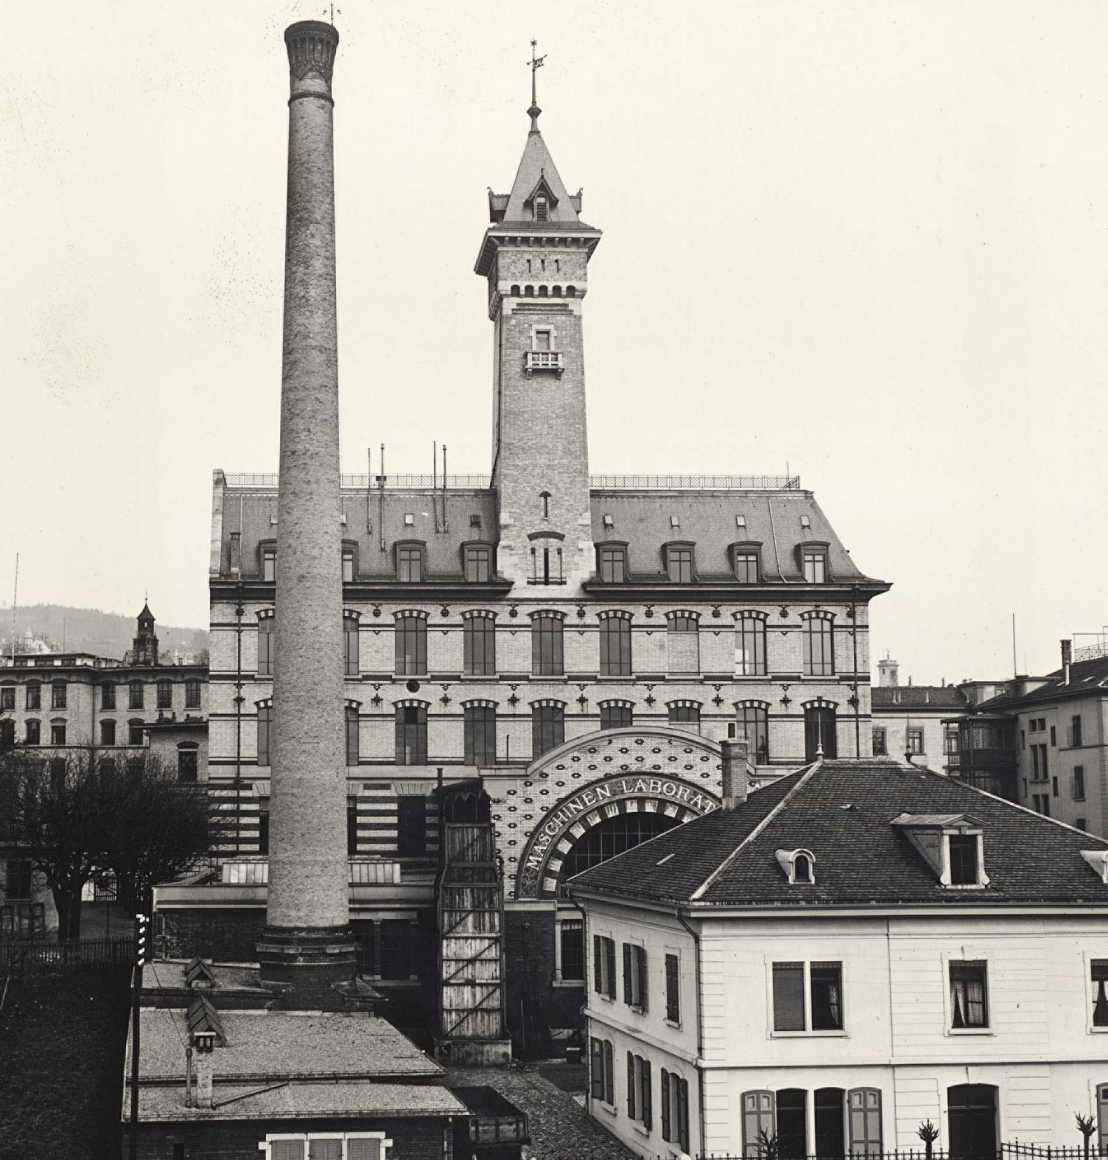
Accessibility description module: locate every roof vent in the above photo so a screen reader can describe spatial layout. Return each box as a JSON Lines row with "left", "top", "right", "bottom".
{"left": 800, "top": 515, "right": 811, "bottom": 529}
{"left": 602, "top": 513, "right": 615, "bottom": 528}
{"left": 470, "top": 514, "right": 482, "bottom": 528}
{"left": 735, "top": 515, "right": 746, "bottom": 529}
{"left": 669, "top": 515, "right": 681, "bottom": 528}
{"left": 184, "top": 957, "right": 217, "bottom": 991}
{"left": 404, "top": 513, "right": 415, "bottom": 526}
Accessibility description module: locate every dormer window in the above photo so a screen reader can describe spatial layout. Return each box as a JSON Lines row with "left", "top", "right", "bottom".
{"left": 535, "top": 196, "right": 548, "bottom": 221}
{"left": 395, "top": 542, "right": 424, "bottom": 583}
{"left": 776, "top": 848, "right": 816, "bottom": 884}
{"left": 596, "top": 543, "right": 628, "bottom": 584}
{"left": 664, "top": 543, "right": 695, "bottom": 584}
{"left": 731, "top": 543, "right": 762, "bottom": 584}
{"left": 463, "top": 543, "right": 494, "bottom": 583}
{"left": 799, "top": 543, "right": 829, "bottom": 583}
{"left": 892, "top": 813, "right": 989, "bottom": 888}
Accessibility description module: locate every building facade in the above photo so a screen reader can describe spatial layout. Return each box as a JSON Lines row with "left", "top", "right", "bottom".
{"left": 163, "top": 78, "right": 889, "bottom": 1053}
{"left": 572, "top": 756, "right": 1108, "bottom": 1158}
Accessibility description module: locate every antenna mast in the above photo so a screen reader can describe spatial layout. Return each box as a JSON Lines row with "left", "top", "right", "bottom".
{"left": 10, "top": 553, "right": 17, "bottom": 664}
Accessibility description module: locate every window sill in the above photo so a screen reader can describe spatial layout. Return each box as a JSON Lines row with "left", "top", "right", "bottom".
{"left": 770, "top": 1029, "right": 848, "bottom": 1038}
{"left": 553, "top": 978, "right": 585, "bottom": 989}
{"left": 631, "top": 1121, "right": 652, "bottom": 1138}
{"left": 1088, "top": 1025, "right": 1108, "bottom": 1034}
{"left": 665, "top": 1018, "right": 682, "bottom": 1030}
{"left": 596, "top": 1101, "right": 617, "bottom": 1117}
{"left": 948, "top": 1027, "right": 992, "bottom": 1036}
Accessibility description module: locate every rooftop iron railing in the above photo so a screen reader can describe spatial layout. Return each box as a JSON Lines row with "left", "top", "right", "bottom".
{"left": 222, "top": 472, "right": 803, "bottom": 491}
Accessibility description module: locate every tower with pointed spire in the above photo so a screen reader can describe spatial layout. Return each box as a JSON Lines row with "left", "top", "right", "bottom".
{"left": 132, "top": 601, "right": 159, "bottom": 666}
{"left": 475, "top": 48, "right": 601, "bottom": 590}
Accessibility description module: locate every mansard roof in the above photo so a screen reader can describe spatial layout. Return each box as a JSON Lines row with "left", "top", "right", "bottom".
{"left": 569, "top": 758, "right": 1108, "bottom": 909}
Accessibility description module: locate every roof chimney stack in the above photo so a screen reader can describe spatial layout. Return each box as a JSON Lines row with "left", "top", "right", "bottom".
{"left": 1062, "top": 638, "right": 1072, "bottom": 685}
{"left": 720, "top": 738, "right": 749, "bottom": 810}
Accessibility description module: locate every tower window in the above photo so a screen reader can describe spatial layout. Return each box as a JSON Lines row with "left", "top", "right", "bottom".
{"left": 535, "top": 196, "right": 548, "bottom": 221}
{"left": 540, "top": 491, "right": 551, "bottom": 518}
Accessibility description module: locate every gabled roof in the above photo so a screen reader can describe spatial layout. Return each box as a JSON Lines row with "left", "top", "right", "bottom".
{"left": 973, "top": 655, "right": 1108, "bottom": 713}
{"left": 499, "top": 127, "right": 580, "bottom": 225}
{"left": 569, "top": 758, "right": 1108, "bottom": 909}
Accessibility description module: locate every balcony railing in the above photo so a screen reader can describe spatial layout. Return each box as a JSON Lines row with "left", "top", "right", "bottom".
{"left": 523, "top": 350, "right": 564, "bottom": 373}
{"left": 589, "top": 473, "right": 802, "bottom": 490}
{"left": 219, "top": 859, "right": 401, "bottom": 886}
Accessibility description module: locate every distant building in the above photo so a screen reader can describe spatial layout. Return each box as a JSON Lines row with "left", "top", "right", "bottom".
{"left": 0, "top": 604, "right": 207, "bottom": 938}
{"left": 953, "top": 639, "right": 1108, "bottom": 834}
{"left": 871, "top": 680, "right": 968, "bottom": 774}
{"left": 571, "top": 747, "right": 1108, "bottom": 1158}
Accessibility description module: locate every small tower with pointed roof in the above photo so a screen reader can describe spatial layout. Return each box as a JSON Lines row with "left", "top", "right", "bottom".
{"left": 132, "top": 601, "right": 159, "bottom": 666}
{"left": 475, "top": 44, "right": 602, "bottom": 591}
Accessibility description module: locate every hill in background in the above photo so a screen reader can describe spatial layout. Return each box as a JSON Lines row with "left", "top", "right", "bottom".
{"left": 0, "top": 603, "right": 208, "bottom": 662}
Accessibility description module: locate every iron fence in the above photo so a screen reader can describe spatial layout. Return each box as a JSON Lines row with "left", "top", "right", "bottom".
{"left": 682, "top": 1148, "right": 1097, "bottom": 1160}
{"left": 0, "top": 935, "right": 133, "bottom": 973}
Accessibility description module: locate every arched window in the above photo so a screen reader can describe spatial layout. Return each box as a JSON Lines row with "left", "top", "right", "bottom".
{"left": 540, "top": 490, "right": 551, "bottom": 518}
{"left": 345, "top": 703, "right": 360, "bottom": 766}
{"left": 598, "top": 611, "right": 632, "bottom": 676}
{"left": 804, "top": 702, "right": 838, "bottom": 761}
{"left": 463, "top": 701, "right": 497, "bottom": 765}
{"left": 801, "top": 611, "right": 835, "bottom": 677}
{"left": 344, "top": 611, "right": 360, "bottom": 677}
{"left": 257, "top": 610, "right": 274, "bottom": 677}
{"left": 177, "top": 742, "right": 199, "bottom": 784}
{"left": 100, "top": 720, "right": 116, "bottom": 747}
{"left": 599, "top": 700, "right": 633, "bottom": 730}
{"left": 531, "top": 612, "right": 565, "bottom": 676}
{"left": 394, "top": 611, "right": 428, "bottom": 676}
{"left": 735, "top": 701, "right": 770, "bottom": 763}
{"left": 735, "top": 611, "right": 768, "bottom": 676}
{"left": 667, "top": 701, "right": 701, "bottom": 731}
{"left": 256, "top": 702, "right": 272, "bottom": 766}
{"left": 666, "top": 612, "right": 700, "bottom": 674}
{"left": 395, "top": 702, "right": 428, "bottom": 765}
{"left": 101, "top": 682, "right": 116, "bottom": 710}
{"left": 156, "top": 680, "right": 172, "bottom": 710}
{"left": 794, "top": 853, "right": 813, "bottom": 883}
{"left": 532, "top": 701, "right": 565, "bottom": 758}
{"left": 463, "top": 610, "right": 496, "bottom": 676}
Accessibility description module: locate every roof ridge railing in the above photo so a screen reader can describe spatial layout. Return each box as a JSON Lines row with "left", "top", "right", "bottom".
{"left": 222, "top": 472, "right": 803, "bottom": 491}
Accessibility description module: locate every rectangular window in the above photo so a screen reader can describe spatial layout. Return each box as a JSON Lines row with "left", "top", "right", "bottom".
{"left": 622, "top": 942, "right": 648, "bottom": 1010}
{"left": 661, "top": 1069, "right": 691, "bottom": 1150}
{"left": 735, "top": 616, "right": 767, "bottom": 676}
{"left": 51, "top": 722, "right": 67, "bottom": 746}
{"left": 342, "top": 548, "right": 355, "bottom": 583}
{"left": 0, "top": 687, "right": 13, "bottom": 711}
{"left": 531, "top": 615, "right": 564, "bottom": 676}
{"left": 463, "top": 544, "right": 493, "bottom": 583}
{"left": 463, "top": 615, "right": 496, "bottom": 676}
{"left": 1071, "top": 714, "right": 1084, "bottom": 747}
{"left": 597, "top": 545, "right": 626, "bottom": 584}
{"left": 736, "top": 705, "right": 770, "bottom": 764}
{"left": 667, "top": 614, "right": 700, "bottom": 674}
{"left": 532, "top": 704, "right": 565, "bottom": 758}
{"left": 665, "top": 952, "right": 681, "bottom": 1023}
{"left": 1051, "top": 724, "right": 1057, "bottom": 746}
{"left": 345, "top": 706, "right": 359, "bottom": 766}
{"left": 872, "top": 727, "right": 887, "bottom": 756}
{"left": 51, "top": 683, "right": 67, "bottom": 710}
{"left": 25, "top": 684, "right": 40, "bottom": 711}
{"left": 396, "top": 796, "right": 426, "bottom": 857}
{"left": 395, "top": 616, "right": 427, "bottom": 675}
{"left": 1074, "top": 765, "right": 1087, "bottom": 801}
{"left": 906, "top": 727, "right": 924, "bottom": 755}
{"left": 599, "top": 616, "right": 632, "bottom": 676}
{"left": 228, "top": 531, "right": 242, "bottom": 574}
{"left": 802, "top": 548, "right": 828, "bottom": 583}
{"left": 626, "top": 1052, "right": 652, "bottom": 1129}
{"left": 100, "top": 720, "right": 116, "bottom": 746}
{"left": 802, "top": 615, "right": 835, "bottom": 676}
{"left": 589, "top": 1037, "right": 615, "bottom": 1105}
{"left": 262, "top": 547, "right": 276, "bottom": 582}
{"left": 948, "top": 834, "right": 980, "bottom": 885}
{"left": 773, "top": 960, "right": 843, "bottom": 1031}
{"left": 734, "top": 550, "right": 760, "bottom": 583}
{"left": 157, "top": 681, "right": 172, "bottom": 710}
{"left": 395, "top": 706, "right": 427, "bottom": 765}
{"left": 258, "top": 618, "right": 274, "bottom": 677}
{"left": 559, "top": 918, "right": 584, "bottom": 982}
{"left": 1091, "top": 960, "right": 1108, "bottom": 1027}
{"left": 666, "top": 546, "right": 694, "bottom": 583}
{"left": 185, "top": 679, "right": 201, "bottom": 709}
{"left": 24, "top": 719, "right": 40, "bottom": 745}
{"left": 742, "top": 1091, "right": 776, "bottom": 1159}
{"left": 397, "top": 545, "right": 423, "bottom": 583}
{"left": 379, "top": 919, "right": 414, "bottom": 980}
{"left": 600, "top": 703, "right": 632, "bottom": 730}
{"left": 848, "top": 1088, "right": 883, "bottom": 1156}
{"left": 950, "top": 960, "right": 988, "bottom": 1029}
{"left": 593, "top": 934, "right": 617, "bottom": 999}
{"left": 463, "top": 704, "right": 497, "bottom": 765}
{"left": 129, "top": 721, "right": 145, "bottom": 747}
{"left": 344, "top": 620, "right": 359, "bottom": 676}
{"left": 129, "top": 682, "right": 144, "bottom": 710}
{"left": 177, "top": 747, "right": 198, "bottom": 784}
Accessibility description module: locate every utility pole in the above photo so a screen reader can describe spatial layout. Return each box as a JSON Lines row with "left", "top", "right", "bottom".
{"left": 128, "top": 911, "right": 149, "bottom": 1160}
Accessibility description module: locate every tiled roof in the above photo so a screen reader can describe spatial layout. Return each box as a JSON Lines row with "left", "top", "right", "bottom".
{"left": 872, "top": 686, "right": 969, "bottom": 710}
{"left": 973, "top": 656, "right": 1108, "bottom": 713}
{"left": 501, "top": 127, "right": 579, "bottom": 225}
{"left": 569, "top": 758, "right": 1108, "bottom": 909}
{"left": 134, "top": 1080, "right": 467, "bottom": 1123}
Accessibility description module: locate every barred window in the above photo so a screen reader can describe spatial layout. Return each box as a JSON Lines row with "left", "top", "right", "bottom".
{"left": 736, "top": 703, "right": 770, "bottom": 764}
{"left": 596, "top": 544, "right": 627, "bottom": 583}
{"left": 395, "top": 614, "right": 427, "bottom": 675}
{"left": 802, "top": 612, "right": 835, "bottom": 677}
{"left": 464, "top": 704, "right": 497, "bottom": 765}
{"left": 531, "top": 614, "right": 564, "bottom": 676}
{"left": 397, "top": 544, "right": 424, "bottom": 583}
{"left": 735, "top": 614, "right": 767, "bottom": 676}
{"left": 395, "top": 704, "right": 428, "bottom": 765}
{"left": 463, "top": 613, "right": 496, "bottom": 676}
{"left": 463, "top": 544, "right": 494, "bottom": 583}
{"left": 257, "top": 616, "right": 274, "bottom": 677}
{"left": 599, "top": 702, "right": 633, "bottom": 731}
{"left": 532, "top": 703, "right": 565, "bottom": 758}
{"left": 599, "top": 613, "right": 632, "bottom": 676}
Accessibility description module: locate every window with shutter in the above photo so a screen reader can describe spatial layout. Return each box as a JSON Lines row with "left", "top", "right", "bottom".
{"left": 623, "top": 942, "right": 632, "bottom": 1004}
{"left": 269, "top": 1141, "right": 306, "bottom": 1160}
{"left": 848, "top": 1088, "right": 883, "bottom": 1155}
{"left": 677, "top": 1075, "right": 690, "bottom": 1150}
{"left": 308, "top": 1141, "right": 342, "bottom": 1160}
{"left": 661, "top": 1068, "right": 672, "bottom": 1140}
{"left": 590, "top": 1038, "right": 605, "bottom": 1100}
{"left": 347, "top": 1139, "right": 385, "bottom": 1160}
{"left": 604, "top": 1040, "right": 614, "bottom": 1103}
{"left": 742, "top": 1090, "right": 775, "bottom": 1158}
{"left": 640, "top": 1057, "right": 652, "bottom": 1129}
{"left": 626, "top": 1052, "right": 636, "bottom": 1117}
{"left": 1092, "top": 960, "right": 1108, "bottom": 1026}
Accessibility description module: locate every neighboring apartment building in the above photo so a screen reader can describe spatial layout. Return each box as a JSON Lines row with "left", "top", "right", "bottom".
{"left": 570, "top": 752, "right": 1108, "bottom": 1159}
{"left": 871, "top": 682, "right": 968, "bottom": 775}
{"left": 954, "top": 641, "right": 1108, "bottom": 834}
{"left": 0, "top": 605, "right": 208, "bottom": 938}
{"left": 161, "top": 83, "right": 890, "bottom": 1055}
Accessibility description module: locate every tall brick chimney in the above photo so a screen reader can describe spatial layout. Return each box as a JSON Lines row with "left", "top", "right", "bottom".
{"left": 255, "top": 20, "right": 356, "bottom": 1005}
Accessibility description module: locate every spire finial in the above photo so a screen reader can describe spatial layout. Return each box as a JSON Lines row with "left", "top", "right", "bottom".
{"left": 527, "top": 38, "right": 546, "bottom": 132}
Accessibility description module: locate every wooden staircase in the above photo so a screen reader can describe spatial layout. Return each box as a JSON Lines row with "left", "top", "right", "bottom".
{"left": 434, "top": 823, "right": 511, "bottom": 1064}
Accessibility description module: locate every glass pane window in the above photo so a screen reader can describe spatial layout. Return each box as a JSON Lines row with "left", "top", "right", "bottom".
{"left": 599, "top": 615, "right": 632, "bottom": 676}
{"left": 1091, "top": 960, "right": 1108, "bottom": 1027}
{"left": 157, "top": 681, "right": 172, "bottom": 710}
{"left": 734, "top": 550, "right": 759, "bottom": 583}
{"left": 25, "top": 720, "right": 40, "bottom": 745}
{"left": 0, "top": 687, "right": 14, "bottom": 711}
{"left": 257, "top": 705, "right": 272, "bottom": 766}
{"left": 345, "top": 706, "right": 359, "bottom": 766}
{"left": 668, "top": 703, "right": 701, "bottom": 729}
{"left": 463, "top": 614, "right": 496, "bottom": 676}
{"left": 51, "top": 683, "right": 67, "bottom": 710}
{"left": 395, "top": 615, "right": 427, "bottom": 675}
{"left": 531, "top": 615, "right": 564, "bottom": 676}
{"left": 810, "top": 962, "right": 843, "bottom": 1030}
{"left": 342, "top": 548, "right": 355, "bottom": 582}
{"left": 736, "top": 705, "right": 770, "bottom": 763}
{"left": 51, "top": 722, "right": 67, "bottom": 746}
{"left": 395, "top": 705, "right": 428, "bottom": 765}
{"left": 463, "top": 705, "right": 497, "bottom": 765}
{"left": 129, "top": 682, "right": 144, "bottom": 710}
{"left": 906, "top": 727, "right": 924, "bottom": 755}
{"left": 262, "top": 548, "right": 276, "bottom": 582}
{"left": 597, "top": 545, "right": 627, "bottom": 583}
{"left": 872, "top": 727, "right": 887, "bottom": 756}
{"left": 397, "top": 545, "right": 423, "bottom": 583}
{"left": 599, "top": 702, "right": 632, "bottom": 730}
{"left": 464, "top": 544, "right": 493, "bottom": 583}
{"left": 258, "top": 618, "right": 274, "bottom": 677}
{"left": 184, "top": 679, "right": 201, "bottom": 709}
{"left": 736, "top": 616, "right": 767, "bottom": 676}
{"left": 950, "top": 960, "right": 988, "bottom": 1028}
{"left": 802, "top": 548, "right": 828, "bottom": 583}
{"left": 344, "top": 620, "right": 360, "bottom": 676}
{"left": 532, "top": 703, "right": 565, "bottom": 758}
{"left": 802, "top": 614, "right": 835, "bottom": 676}
{"left": 559, "top": 918, "right": 584, "bottom": 981}
{"left": 948, "top": 834, "right": 979, "bottom": 885}
{"left": 666, "top": 547, "right": 694, "bottom": 583}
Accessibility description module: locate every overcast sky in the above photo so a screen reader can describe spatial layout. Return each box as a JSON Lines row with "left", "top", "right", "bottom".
{"left": 2, "top": 1, "right": 1105, "bottom": 681}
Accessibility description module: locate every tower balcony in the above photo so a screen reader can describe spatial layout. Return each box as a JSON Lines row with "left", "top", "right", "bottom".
{"left": 523, "top": 350, "right": 564, "bottom": 374}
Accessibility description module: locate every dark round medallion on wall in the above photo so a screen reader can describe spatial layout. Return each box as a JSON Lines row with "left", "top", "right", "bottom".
{"left": 406, "top": 679, "right": 420, "bottom": 694}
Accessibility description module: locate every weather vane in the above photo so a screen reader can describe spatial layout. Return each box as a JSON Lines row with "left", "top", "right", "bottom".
{"left": 527, "top": 39, "right": 546, "bottom": 130}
